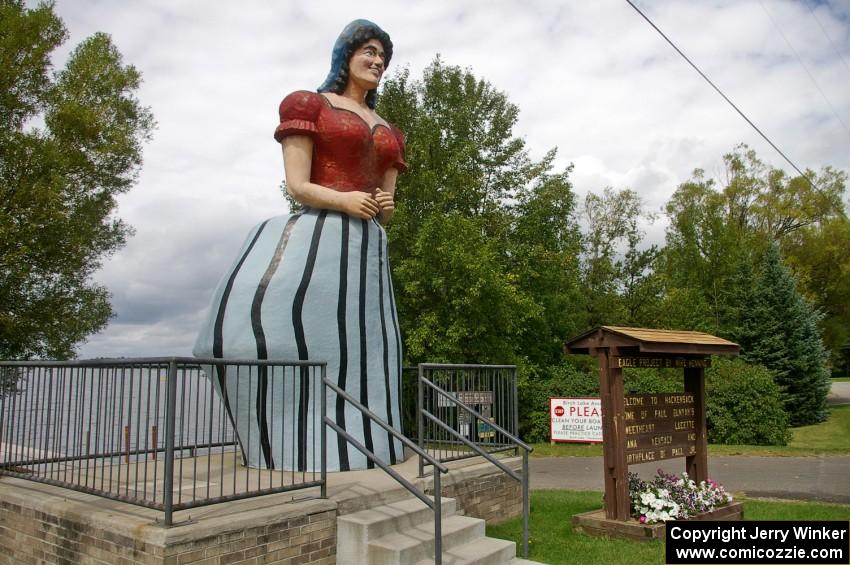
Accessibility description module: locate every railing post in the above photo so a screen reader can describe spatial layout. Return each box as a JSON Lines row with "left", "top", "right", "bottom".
{"left": 434, "top": 469, "right": 442, "bottom": 565}
{"left": 320, "top": 365, "right": 327, "bottom": 499}
{"left": 417, "top": 364, "right": 424, "bottom": 478}
{"left": 163, "top": 359, "right": 179, "bottom": 526}
{"left": 522, "top": 448, "right": 529, "bottom": 558}
{"left": 512, "top": 367, "right": 519, "bottom": 456}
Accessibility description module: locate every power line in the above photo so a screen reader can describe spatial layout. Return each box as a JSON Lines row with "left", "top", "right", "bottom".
{"left": 623, "top": 0, "right": 813, "bottom": 183}
{"left": 759, "top": 0, "right": 850, "bottom": 137}
{"left": 807, "top": 1, "right": 850, "bottom": 78}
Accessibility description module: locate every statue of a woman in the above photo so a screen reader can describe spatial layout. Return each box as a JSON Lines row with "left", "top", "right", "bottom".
{"left": 194, "top": 19, "right": 405, "bottom": 472}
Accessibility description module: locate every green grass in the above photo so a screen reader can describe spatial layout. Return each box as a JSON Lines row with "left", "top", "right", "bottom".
{"left": 710, "top": 404, "right": 850, "bottom": 456}
{"left": 531, "top": 405, "right": 850, "bottom": 458}
{"left": 745, "top": 497, "right": 850, "bottom": 520}
{"left": 487, "top": 490, "right": 663, "bottom": 564}
{"left": 832, "top": 377, "right": 850, "bottom": 382}
{"left": 529, "top": 442, "right": 604, "bottom": 458}
{"left": 486, "top": 490, "right": 850, "bottom": 565}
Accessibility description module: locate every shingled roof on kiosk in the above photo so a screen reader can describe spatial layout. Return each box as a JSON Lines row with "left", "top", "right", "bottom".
{"left": 564, "top": 326, "right": 740, "bottom": 357}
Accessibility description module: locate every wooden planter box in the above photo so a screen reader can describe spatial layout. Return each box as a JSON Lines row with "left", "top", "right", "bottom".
{"left": 572, "top": 501, "right": 744, "bottom": 542}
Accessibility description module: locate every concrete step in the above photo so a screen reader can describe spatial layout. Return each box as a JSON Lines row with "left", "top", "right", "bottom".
{"left": 339, "top": 496, "right": 458, "bottom": 540}
{"left": 412, "top": 536, "right": 517, "bottom": 564}
{"left": 509, "top": 558, "right": 548, "bottom": 565}
{"left": 337, "top": 497, "right": 458, "bottom": 564}
{"left": 367, "top": 514, "right": 485, "bottom": 565}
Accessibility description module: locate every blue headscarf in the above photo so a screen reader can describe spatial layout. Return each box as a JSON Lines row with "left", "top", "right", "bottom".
{"left": 317, "top": 19, "right": 393, "bottom": 109}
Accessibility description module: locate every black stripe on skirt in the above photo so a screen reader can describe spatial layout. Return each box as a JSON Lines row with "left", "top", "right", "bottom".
{"left": 250, "top": 214, "right": 300, "bottom": 469}
{"left": 293, "top": 210, "right": 327, "bottom": 472}
{"left": 378, "top": 227, "right": 397, "bottom": 464}
{"left": 336, "top": 215, "right": 351, "bottom": 471}
{"left": 358, "top": 218, "right": 375, "bottom": 468}
{"left": 212, "top": 218, "right": 270, "bottom": 464}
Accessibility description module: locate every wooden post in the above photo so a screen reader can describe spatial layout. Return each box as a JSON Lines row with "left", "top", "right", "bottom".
{"left": 599, "top": 349, "right": 629, "bottom": 520}
{"left": 598, "top": 349, "right": 615, "bottom": 518}
{"left": 684, "top": 366, "right": 707, "bottom": 483}
{"left": 124, "top": 425, "right": 130, "bottom": 464}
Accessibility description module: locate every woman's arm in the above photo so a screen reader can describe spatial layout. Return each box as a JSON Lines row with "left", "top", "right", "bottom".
{"left": 282, "top": 136, "right": 380, "bottom": 219}
{"left": 375, "top": 168, "right": 398, "bottom": 225}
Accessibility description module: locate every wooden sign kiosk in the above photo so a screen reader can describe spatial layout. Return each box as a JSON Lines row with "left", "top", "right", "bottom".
{"left": 564, "top": 326, "right": 739, "bottom": 525}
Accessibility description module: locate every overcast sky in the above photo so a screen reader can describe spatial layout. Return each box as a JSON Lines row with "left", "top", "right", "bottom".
{"left": 45, "top": 0, "right": 850, "bottom": 359}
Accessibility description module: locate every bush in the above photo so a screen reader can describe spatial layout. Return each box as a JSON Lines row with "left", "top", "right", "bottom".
{"left": 705, "top": 357, "right": 790, "bottom": 445}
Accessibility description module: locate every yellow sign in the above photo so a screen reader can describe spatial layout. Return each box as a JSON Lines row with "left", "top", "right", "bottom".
{"left": 614, "top": 357, "right": 711, "bottom": 369}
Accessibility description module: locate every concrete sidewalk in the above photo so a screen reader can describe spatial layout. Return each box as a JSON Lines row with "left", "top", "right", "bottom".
{"left": 530, "top": 455, "right": 850, "bottom": 504}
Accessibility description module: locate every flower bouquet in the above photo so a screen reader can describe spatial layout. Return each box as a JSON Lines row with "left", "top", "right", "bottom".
{"left": 629, "top": 469, "right": 733, "bottom": 524}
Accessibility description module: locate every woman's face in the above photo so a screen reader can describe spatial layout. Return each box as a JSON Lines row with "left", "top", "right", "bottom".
{"left": 348, "top": 38, "right": 386, "bottom": 91}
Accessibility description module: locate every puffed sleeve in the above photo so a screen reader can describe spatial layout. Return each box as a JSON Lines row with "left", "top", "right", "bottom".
{"left": 274, "top": 90, "right": 324, "bottom": 143}
{"left": 390, "top": 125, "right": 408, "bottom": 173}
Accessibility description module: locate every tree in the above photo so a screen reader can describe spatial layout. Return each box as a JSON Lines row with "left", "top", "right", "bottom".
{"left": 394, "top": 212, "right": 539, "bottom": 363}
{"left": 660, "top": 145, "right": 847, "bottom": 341}
{"left": 377, "top": 57, "right": 582, "bottom": 365}
{"left": 508, "top": 159, "right": 584, "bottom": 365}
{"left": 0, "top": 1, "right": 154, "bottom": 359}
{"left": 722, "top": 146, "right": 845, "bottom": 239}
{"left": 660, "top": 169, "right": 753, "bottom": 332}
{"left": 739, "top": 244, "right": 831, "bottom": 426}
{"left": 784, "top": 217, "right": 850, "bottom": 367}
{"left": 581, "top": 187, "right": 660, "bottom": 328}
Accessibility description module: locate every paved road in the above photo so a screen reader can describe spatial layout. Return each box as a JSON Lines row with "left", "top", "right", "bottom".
{"left": 530, "top": 456, "right": 850, "bottom": 504}
{"left": 532, "top": 382, "right": 850, "bottom": 504}
{"left": 829, "top": 381, "right": 850, "bottom": 405}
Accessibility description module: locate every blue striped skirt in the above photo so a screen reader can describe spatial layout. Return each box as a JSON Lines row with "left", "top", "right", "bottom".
{"left": 193, "top": 208, "right": 404, "bottom": 471}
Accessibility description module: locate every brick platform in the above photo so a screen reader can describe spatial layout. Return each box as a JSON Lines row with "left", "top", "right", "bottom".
{"left": 0, "top": 454, "right": 524, "bottom": 564}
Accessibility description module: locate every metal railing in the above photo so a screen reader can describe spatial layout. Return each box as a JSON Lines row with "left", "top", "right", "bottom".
{"left": 0, "top": 358, "right": 326, "bottom": 525}
{"left": 416, "top": 364, "right": 519, "bottom": 464}
{"left": 322, "top": 376, "right": 451, "bottom": 564}
{"left": 417, "top": 364, "right": 532, "bottom": 558}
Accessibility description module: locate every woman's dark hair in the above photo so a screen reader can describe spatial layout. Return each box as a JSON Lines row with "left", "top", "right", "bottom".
{"left": 317, "top": 19, "right": 393, "bottom": 109}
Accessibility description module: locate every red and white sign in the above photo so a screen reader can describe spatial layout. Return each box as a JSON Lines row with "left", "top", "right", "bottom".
{"left": 549, "top": 397, "right": 603, "bottom": 443}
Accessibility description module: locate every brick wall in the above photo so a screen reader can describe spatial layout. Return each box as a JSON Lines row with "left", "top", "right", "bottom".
{"left": 157, "top": 510, "right": 337, "bottom": 565}
{"left": 0, "top": 456, "right": 522, "bottom": 563}
{"left": 0, "top": 481, "right": 337, "bottom": 565}
{"left": 425, "top": 461, "right": 524, "bottom": 524}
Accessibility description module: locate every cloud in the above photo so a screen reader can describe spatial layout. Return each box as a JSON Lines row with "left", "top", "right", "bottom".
{"left": 41, "top": 0, "right": 849, "bottom": 358}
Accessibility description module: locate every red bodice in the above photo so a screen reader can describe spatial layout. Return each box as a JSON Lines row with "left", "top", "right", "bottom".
{"left": 274, "top": 90, "right": 407, "bottom": 193}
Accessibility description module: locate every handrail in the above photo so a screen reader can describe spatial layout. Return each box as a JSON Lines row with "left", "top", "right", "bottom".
{"left": 322, "top": 377, "right": 449, "bottom": 564}
{"left": 422, "top": 412, "right": 520, "bottom": 482}
{"left": 0, "top": 357, "right": 324, "bottom": 368}
{"left": 322, "top": 379, "right": 448, "bottom": 474}
{"left": 418, "top": 369, "right": 532, "bottom": 559}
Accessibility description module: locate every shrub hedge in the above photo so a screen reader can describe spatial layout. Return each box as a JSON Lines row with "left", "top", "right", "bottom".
{"left": 519, "top": 356, "right": 790, "bottom": 446}
{"left": 705, "top": 357, "right": 790, "bottom": 445}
